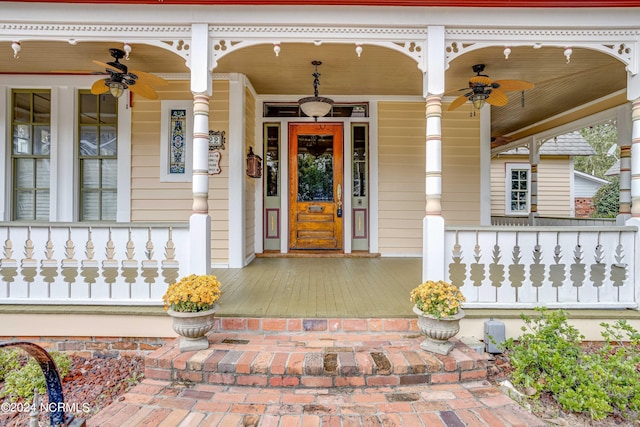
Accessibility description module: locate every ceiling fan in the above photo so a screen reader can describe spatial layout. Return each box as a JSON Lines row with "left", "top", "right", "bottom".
{"left": 88, "top": 48, "right": 168, "bottom": 99}
{"left": 448, "top": 64, "right": 534, "bottom": 111}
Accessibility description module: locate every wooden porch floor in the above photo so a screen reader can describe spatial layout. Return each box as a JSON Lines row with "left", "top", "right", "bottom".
{"left": 212, "top": 257, "right": 422, "bottom": 318}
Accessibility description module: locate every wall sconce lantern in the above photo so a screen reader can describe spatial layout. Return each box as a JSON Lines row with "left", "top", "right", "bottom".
{"left": 246, "top": 147, "right": 262, "bottom": 178}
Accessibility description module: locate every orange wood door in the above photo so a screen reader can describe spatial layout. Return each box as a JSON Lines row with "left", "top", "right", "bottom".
{"left": 289, "top": 123, "right": 343, "bottom": 250}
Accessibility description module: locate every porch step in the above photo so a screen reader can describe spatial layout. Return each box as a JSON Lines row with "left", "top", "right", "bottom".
{"left": 144, "top": 329, "right": 490, "bottom": 388}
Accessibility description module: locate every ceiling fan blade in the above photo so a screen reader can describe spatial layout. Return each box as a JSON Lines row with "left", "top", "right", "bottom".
{"left": 444, "top": 87, "right": 468, "bottom": 96}
{"left": 92, "top": 60, "right": 121, "bottom": 73}
{"left": 486, "top": 89, "right": 509, "bottom": 107}
{"left": 128, "top": 81, "right": 159, "bottom": 100}
{"left": 130, "top": 70, "right": 169, "bottom": 87}
{"left": 90, "top": 78, "right": 109, "bottom": 95}
{"left": 469, "top": 75, "right": 493, "bottom": 86}
{"left": 52, "top": 70, "right": 109, "bottom": 75}
{"left": 448, "top": 93, "right": 470, "bottom": 111}
{"left": 494, "top": 79, "right": 534, "bottom": 91}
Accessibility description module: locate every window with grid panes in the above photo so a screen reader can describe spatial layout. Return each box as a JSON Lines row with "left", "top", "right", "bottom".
{"left": 79, "top": 92, "right": 117, "bottom": 221}
{"left": 12, "top": 90, "right": 51, "bottom": 220}
{"left": 505, "top": 164, "right": 530, "bottom": 215}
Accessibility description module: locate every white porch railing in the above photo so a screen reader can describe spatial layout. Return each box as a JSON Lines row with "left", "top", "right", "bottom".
{"left": 491, "top": 216, "right": 617, "bottom": 226}
{"left": 0, "top": 223, "right": 189, "bottom": 305}
{"left": 445, "top": 225, "right": 638, "bottom": 310}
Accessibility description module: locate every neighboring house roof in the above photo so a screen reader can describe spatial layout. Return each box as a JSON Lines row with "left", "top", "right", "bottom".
{"left": 574, "top": 170, "right": 609, "bottom": 198}
{"left": 497, "top": 131, "right": 596, "bottom": 156}
{"left": 605, "top": 159, "right": 620, "bottom": 176}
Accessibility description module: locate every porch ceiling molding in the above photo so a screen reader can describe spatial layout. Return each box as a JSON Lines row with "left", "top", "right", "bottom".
{"left": 0, "top": 23, "right": 194, "bottom": 65}
{"left": 445, "top": 28, "right": 640, "bottom": 75}
{"left": 208, "top": 25, "right": 428, "bottom": 71}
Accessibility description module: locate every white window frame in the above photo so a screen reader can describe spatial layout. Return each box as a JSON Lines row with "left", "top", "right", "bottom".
{"left": 160, "top": 100, "right": 193, "bottom": 182}
{"left": 1, "top": 76, "right": 132, "bottom": 223}
{"left": 505, "top": 163, "right": 531, "bottom": 216}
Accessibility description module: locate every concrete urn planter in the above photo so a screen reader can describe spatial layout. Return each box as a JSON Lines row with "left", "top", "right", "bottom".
{"left": 414, "top": 305, "right": 465, "bottom": 356}
{"left": 167, "top": 305, "right": 218, "bottom": 352}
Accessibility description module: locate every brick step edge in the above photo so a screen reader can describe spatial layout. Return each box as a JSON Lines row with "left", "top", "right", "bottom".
{"left": 214, "top": 317, "right": 419, "bottom": 333}
{"left": 145, "top": 343, "right": 489, "bottom": 387}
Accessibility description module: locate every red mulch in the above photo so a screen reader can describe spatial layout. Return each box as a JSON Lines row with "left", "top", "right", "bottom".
{"left": 0, "top": 354, "right": 144, "bottom": 427}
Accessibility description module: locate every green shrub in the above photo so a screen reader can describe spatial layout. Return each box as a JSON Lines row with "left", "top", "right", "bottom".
{"left": 0, "top": 349, "right": 21, "bottom": 381}
{"left": 1, "top": 351, "right": 71, "bottom": 403}
{"left": 503, "top": 308, "right": 640, "bottom": 421}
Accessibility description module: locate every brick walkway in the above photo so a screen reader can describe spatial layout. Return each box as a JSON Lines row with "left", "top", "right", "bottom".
{"left": 86, "top": 379, "right": 545, "bottom": 427}
{"left": 86, "top": 325, "right": 546, "bottom": 426}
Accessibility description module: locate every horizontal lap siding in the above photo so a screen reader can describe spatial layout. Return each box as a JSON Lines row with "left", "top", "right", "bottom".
{"left": 130, "top": 80, "right": 230, "bottom": 265}
{"left": 378, "top": 102, "right": 425, "bottom": 255}
{"left": 209, "top": 82, "right": 231, "bottom": 264}
{"left": 538, "top": 157, "right": 572, "bottom": 216}
{"left": 377, "top": 101, "right": 480, "bottom": 255}
{"left": 441, "top": 110, "right": 481, "bottom": 225}
{"left": 491, "top": 155, "right": 572, "bottom": 217}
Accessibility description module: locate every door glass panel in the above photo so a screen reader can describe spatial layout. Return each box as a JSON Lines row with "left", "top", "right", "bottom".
{"left": 265, "top": 125, "right": 279, "bottom": 197}
{"left": 297, "top": 134, "right": 334, "bottom": 202}
{"left": 353, "top": 126, "right": 367, "bottom": 197}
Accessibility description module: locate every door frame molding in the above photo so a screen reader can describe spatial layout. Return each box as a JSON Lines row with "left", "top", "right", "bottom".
{"left": 256, "top": 96, "right": 379, "bottom": 256}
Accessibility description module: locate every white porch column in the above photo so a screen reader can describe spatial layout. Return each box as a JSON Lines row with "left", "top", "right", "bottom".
{"left": 528, "top": 137, "right": 540, "bottom": 224}
{"left": 228, "top": 74, "right": 246, "bottom": 268}
{"left": 618, "top": 104, "right": 632, "bottom": 221}
{"left": 423, "top": 95, "right": 445, "bottom": 282}
{"left": 631, "top": 98, "right": 640, "bottom": 219}
{"left": 422, "top": 25, "right": 445, "bottom": 282}
{"left": 625, "top": 71, "right": 640, "bottom": 307}
{"left": 189, "top": 23, "right": 213, "bottom": 275}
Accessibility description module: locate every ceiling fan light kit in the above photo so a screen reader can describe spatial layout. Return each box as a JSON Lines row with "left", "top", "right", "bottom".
{"left": 108, "top": 81, "right": 126, "bottom": 98}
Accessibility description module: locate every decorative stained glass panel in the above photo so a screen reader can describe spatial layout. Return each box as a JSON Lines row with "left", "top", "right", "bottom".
{"left": 169, "top": 109, "right": 186, "bottom": 174}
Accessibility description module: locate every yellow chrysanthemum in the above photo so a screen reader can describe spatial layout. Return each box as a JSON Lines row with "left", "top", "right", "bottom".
{"left": 162, "top": 274, "right": 222, "bottom": 313}
{"left": 409, "top": 280, "right": 465, "bottom": 320}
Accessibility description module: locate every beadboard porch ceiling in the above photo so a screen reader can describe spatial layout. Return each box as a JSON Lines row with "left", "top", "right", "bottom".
{"left": 0, "top": 39, "right": 628, "bottom": 147}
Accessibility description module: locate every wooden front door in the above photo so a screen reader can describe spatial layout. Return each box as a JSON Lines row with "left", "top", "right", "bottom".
{"left": 289, "top": 123, "right": 343, "bottom": 250}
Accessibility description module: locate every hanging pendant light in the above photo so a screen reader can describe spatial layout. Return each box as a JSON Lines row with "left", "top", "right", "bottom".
{"left": 298, "top": 60, "right": 333, "bottom": 120}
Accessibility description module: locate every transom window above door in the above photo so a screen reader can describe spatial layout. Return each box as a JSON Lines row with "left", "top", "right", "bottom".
{"left": 263, "top": 102, "right": 368, "bottom": 118}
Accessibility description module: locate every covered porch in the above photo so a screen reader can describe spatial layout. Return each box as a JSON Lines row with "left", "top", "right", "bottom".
{"left": 2, "top": 3, "right": 640, "bottom": 333}
{"left": 213, "top": 257, "right": 421, "bottom": 318}
{"left": 3, "top": 254, "right": 640, "bottom": 342}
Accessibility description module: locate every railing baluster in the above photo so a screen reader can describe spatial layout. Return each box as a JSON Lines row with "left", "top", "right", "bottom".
{"left": 445, "top": 225, "right": 637, "bottom": 309}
